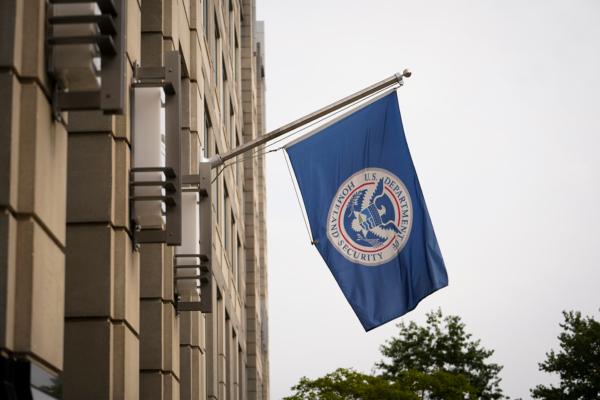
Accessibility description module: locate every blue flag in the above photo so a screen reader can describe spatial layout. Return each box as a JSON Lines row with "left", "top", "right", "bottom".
{"left": 285, "top": 91, "right": 448, "bottom": 331}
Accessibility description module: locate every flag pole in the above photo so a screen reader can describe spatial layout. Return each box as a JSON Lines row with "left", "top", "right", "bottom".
{"left": 208, "top": 69, "right": 411, "bottom": 169}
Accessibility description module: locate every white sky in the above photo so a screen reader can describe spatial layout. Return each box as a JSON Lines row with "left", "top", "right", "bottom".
{"left": 255, "top": 1, "right": 600, "bottom": 399}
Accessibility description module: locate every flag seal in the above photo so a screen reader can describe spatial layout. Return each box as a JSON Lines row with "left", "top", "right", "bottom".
{"left": 327, "top": 167, "right": 413, "bottom": 267}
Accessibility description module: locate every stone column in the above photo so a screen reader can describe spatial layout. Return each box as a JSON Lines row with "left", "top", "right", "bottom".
{"left": 0, "top": 0, "right": 66, "bottom": 396}
{"left": 139, "top": 244, "right": 180, "bottom": 400}
{"left": 62, "top": 0, "right": 142, "bottom": 398}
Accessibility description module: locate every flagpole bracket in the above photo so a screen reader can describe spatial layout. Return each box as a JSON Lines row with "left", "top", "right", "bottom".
{"left": 204, "top": 155, "right": 222, "bottom": 169}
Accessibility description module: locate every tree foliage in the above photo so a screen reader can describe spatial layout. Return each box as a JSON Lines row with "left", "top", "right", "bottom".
{"left": 285, "top": 309, "right": 504, "bottom": 400}
{"left": 283, "top": 367, "right": 476, "bottom": 400}
{"left": 376, "top": 309, "right": 504, "bottom": 399}
{"left": 531, "top": 310, "right": 600, "bottom": 399}
{"left": 283, "top": 368, "right": 418, "bottom": 400}
{"left": 392, "top": 369, "right": 477, "bottom": 400}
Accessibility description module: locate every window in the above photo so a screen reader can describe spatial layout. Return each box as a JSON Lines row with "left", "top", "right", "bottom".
{"left": 213, "top": 141, "right": 221, "bottom": 228}
{"left": 235, "top": 132, "right": 241, "bottom": 184}
{"left": 215, "top": 291, "right": 225, "bottom": 395}
{"left": 238, "top": 344, "right": 244, "bottom": 399}
{"left": 235, "top": 234, "right": 242, "bottom": 289}
{"left": 213, "top": 15, "right": 220, "bottom": 85}
{"left": 224, "top": 188, "right": 230, "bottom": 258}
{"left": 225, "top": 315, "right": 232, "bottom": 399}
{"left": 234, "top": 32, "right": 239, "bottom": 82}
{"left": 232, "top": 229, "right": 238, "bottom": 285}
{"left": 224, "top": 96, "right": 229, "bottom": 141}
{"left": 229, "top": 0, "right": 235, "bottom": 56}
{"left": 203, "top": 103, "right": 211, "bottom": 159}
{"left": 229, "top": 100, "right": 235, "bottom": 148}
{"left": 231, "top": 330, "right": 239, "bottom": 398}
{"left": 203, "top": 0, "right": 209, "bottom": 39}
{"left": 221, "top": 55, "right": 227, "bottom": 116}
{"left": 216, "top": 175, "right": 222, "bottom": 228}
{"left": 229, "top": 210, "right": 235, "bottom": 264}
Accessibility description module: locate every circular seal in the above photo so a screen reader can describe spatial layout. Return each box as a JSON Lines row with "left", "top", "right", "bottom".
{"left": 327, "top": 168, "right": 413, "bottom": 267}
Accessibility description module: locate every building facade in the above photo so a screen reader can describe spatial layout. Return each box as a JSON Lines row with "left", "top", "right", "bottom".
{"left": 0, "top": 0, "right": 269, "bottom": 399}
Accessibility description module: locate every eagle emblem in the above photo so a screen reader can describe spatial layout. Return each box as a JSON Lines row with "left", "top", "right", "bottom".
{"left": 343, "top": 178, "right": 403, "bottom": 249}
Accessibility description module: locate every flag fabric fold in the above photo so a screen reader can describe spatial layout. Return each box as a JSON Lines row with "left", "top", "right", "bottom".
{"left": 285, "top": 91, "right": 448, "bottom": 331}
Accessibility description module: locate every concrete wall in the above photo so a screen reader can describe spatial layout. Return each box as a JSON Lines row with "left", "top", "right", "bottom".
{"left": 0, "top": 0, "right": 67, "bottom": 380}
{"left": 0, "top": 0, "right": 268, "bottom": 399}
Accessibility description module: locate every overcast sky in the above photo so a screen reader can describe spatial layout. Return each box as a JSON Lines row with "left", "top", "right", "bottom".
{"left": 255, "top": 1, "right": 600, "bottom": 399}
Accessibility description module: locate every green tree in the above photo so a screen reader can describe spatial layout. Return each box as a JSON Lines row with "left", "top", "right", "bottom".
{"left": 392, "top": 369, "right": 477, "bottom": 400}
{"left": 285, "top": 309, "right": 503, "bottom": 400}
{"left": 283, "top": 368, "right": 418, "bottom": 400}
{"left": 376, "top": 309, "right": 505, "bottom": 399}
{"left": 283, "top": 367, "right": 476, "bottom": 400}
{"left": 531, "top": 310, "right": 600, "bottom": 399}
